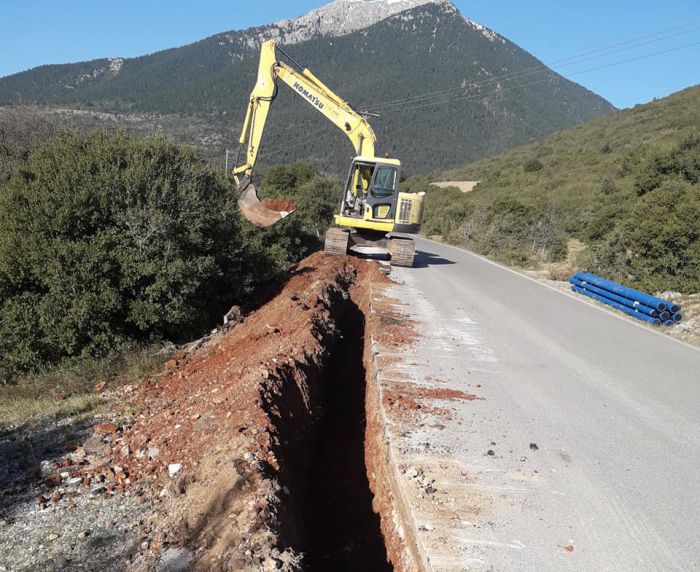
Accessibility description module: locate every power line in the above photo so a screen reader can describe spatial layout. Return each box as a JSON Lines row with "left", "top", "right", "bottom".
{"left": 365, "top": 24, "right": 697, "bottom": 112}
{"left": 244, "top": 27, "right": 699, "bottom": 162}
{"left": 375, "top": 40, "right": 700, "bottom": 115}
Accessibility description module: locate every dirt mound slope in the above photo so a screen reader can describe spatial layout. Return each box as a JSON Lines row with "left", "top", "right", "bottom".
{"left": 91, "top": 252, "right": 383, "bottom": 570}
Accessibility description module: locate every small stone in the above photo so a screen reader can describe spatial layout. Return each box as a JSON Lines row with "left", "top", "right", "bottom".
{"left": 148, "top": 447, "right": 160, "bottom": 459}
{"left": 223, "top": 305, "right": 242, "bottom": 325}
{"left": 94, "top": 381, "right": 107, "bottom": 393}
{"left": 68, "top": 476, "right": 83, "bottom": 486}
{"left": 486, "top": 449, "right": 495, "bottom": 456}
{"left": 405, "top": 467, "right": 418, "bottom": 479}
{"left": 78, "top": 530, "right": 90, "bottom": 539}
{"left": 47, "top": 533, "right": 59, "bottom": 541}
{"left": 529, "top": 442, "right": 539, "bottom": 451}
{"left": 158, "top": 547, "right": 192, "bottom": 571}
{"left": 94, "top": 422, "right": 118, "bottom": 435}
{"left": 60, "top": 471, "right": 70, "bottom": 479}
{"left": 244, "top": 549, "right": 252, "bottom": 557}
{"left": 168, "top": 464, "right": 182, "bottom": 478}
{"left": 37, "top": 495, "right": 48, "bottom": 507}
{"left": 51, "top": 490, "right": 62, "bottom": 502}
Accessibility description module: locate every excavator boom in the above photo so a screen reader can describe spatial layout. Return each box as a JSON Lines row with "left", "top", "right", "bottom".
{"left": 233, "top": 40, "right": 376, "bottom": 227}
{"left": 233, "top": 40, "right": 424, "bottom": 267}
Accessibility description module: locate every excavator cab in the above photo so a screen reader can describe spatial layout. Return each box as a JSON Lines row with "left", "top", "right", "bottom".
{"left": 324, "top": 156, "right": 425, "bottom": 267}
{"left": 341, "top": 157, "right": 399, "bottom": 221}
{"left": 335, "top": 156, "right": 422, "bottom": 234}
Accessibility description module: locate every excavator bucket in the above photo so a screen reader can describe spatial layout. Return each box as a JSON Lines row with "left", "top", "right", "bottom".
{"left": 237, "top": 177, "right": 296, "bottom": 228}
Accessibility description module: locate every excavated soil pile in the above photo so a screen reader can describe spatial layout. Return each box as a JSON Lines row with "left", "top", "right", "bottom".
{"left": 260, "top": 199, "right": 296, "bottom": 213}
{"left": 93, "top": 252, "right": 398, "bottom": 571}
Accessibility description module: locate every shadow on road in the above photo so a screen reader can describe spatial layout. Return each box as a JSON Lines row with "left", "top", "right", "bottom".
{"left": 413, "top": 250, "right": 455, "bottom": 268}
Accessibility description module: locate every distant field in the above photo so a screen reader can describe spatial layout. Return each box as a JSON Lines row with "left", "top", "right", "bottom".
{"left": 430, "top": 181, "right": 479, "bottom": 193}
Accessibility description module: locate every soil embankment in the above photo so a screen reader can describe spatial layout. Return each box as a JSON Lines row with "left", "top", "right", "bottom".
{"left": 1, "top": 252, "right": 425, "bottom": 571}
{"left": 112, "top": 252, "right": 388, "bottom": 571}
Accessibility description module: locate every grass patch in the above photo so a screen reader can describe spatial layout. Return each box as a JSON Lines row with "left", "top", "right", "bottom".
{"left": 0, "top": 345, "right": 169, "bottom": 429}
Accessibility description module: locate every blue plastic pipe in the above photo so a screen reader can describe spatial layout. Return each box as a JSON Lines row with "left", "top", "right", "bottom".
{"left": 672, "top": 312, "right": 683, "bottom": 323}
{"left": 571, "top": 285, "right": 662, "bottom": 325}
{"left": 568, "top": 278, "right": 659, "bottom": 317}
{"left": 663, "top": 320, "right": 674, "bottom": 327}
{"left": 575, "top": 272, "right": 668, "bottom": 312}
{"left": 668, "top": 302, "right": 681, "bottom": 314}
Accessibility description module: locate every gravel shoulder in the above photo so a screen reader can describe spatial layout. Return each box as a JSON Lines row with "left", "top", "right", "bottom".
{"left": 0, "top": 413, "right": 150, "bottom": 572}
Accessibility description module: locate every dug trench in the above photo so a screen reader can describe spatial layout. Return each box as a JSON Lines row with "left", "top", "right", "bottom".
{"left": 55, "top": 253, "right": 419, "bottom": 572}
{"left": 272, "top": 297, "right": 391, "bottom": 572}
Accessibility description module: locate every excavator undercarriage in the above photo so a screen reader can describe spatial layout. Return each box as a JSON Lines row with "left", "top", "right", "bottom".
{"left": 323, "top": 228, "right": 416, "bottom": 267}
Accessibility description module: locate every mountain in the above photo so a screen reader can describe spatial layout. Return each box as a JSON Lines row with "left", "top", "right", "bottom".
{"left": 0, "top": 0, "right": 615, "bottom": 173}
{"left": 417, "top": 85, "right": 700, "bottom": 291}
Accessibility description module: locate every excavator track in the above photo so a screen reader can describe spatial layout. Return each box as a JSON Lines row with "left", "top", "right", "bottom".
{"left": 324, "top": 228, "right": 350, "bottom": 256}
{"left": 390, "top": 237, "right": 415, "bottom": 267}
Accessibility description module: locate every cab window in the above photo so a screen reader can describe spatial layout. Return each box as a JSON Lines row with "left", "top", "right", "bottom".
{"left": 371, "top": 167, "right": 397, "bottom": 198}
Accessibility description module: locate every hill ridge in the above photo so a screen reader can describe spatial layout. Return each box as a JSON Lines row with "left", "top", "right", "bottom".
{"left": 0, "top": 2, "right": 615, "bottom": 173}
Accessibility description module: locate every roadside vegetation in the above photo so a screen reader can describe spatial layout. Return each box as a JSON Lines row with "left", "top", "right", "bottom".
{"left": 416, "top": 85, "right": 700, "bottom": 293}
{"left": 0, "top": 117, "right": 338, "bottom": 423}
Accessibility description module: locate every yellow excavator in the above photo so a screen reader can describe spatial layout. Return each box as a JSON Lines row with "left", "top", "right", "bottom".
{"left": 232, "top": 40, "right": 424, "bottom": 267}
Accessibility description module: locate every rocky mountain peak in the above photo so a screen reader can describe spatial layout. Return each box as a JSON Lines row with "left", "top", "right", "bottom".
{"left": 256, "top": 0, "right": 457, "bottom": 46}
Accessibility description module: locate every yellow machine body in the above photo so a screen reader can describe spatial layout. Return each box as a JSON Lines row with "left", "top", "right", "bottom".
{"left": 232, "top": 40, "right": 424, "bottom": 264}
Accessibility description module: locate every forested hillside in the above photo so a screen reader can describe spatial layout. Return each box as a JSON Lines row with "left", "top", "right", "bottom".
{"left": 417, "top": 85, "right": 700, "bottom": 292}
{"left": 0, "top": 2, "right": 613, "bottom": 174}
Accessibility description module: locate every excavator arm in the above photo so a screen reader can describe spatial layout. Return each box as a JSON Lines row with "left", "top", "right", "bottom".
{"left": 233, "top": 40, "right": 377, "bottom": 227}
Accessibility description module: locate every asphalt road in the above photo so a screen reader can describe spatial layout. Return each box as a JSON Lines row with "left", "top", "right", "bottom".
{"left": 390, "top": 237, "right": 700, "bottom": 571}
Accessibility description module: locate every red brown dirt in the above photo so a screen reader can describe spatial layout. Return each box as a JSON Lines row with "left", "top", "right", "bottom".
{"left": 260, "top": 198, "right": 296, "bottom": 213}
{"left": 66, "top": 252, "right": 376, "bottom": 570}
{"left": 46, "top": 252, "right": 425, "bottom": 571}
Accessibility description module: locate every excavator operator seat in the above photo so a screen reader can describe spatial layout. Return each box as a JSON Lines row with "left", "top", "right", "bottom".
{"left": 342, "top": 156, "right": 401, "bottom": 221}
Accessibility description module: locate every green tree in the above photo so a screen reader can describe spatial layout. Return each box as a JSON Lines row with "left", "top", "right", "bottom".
{"left": 585, "top": 180, "right": 700, "bottom": 292}
{"left": 0, "top": 131, "right": 252, "bottom": 382}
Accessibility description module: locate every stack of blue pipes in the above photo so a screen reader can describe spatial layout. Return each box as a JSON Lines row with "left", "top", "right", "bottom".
{"left": 569, "top": 272, "right": 682, "bottom": 326}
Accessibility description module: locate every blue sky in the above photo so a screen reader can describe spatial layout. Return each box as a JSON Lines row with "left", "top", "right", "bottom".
{"left": 0, "top": 0, "right": 698, "bottom": 108}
